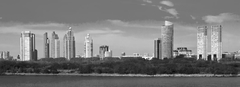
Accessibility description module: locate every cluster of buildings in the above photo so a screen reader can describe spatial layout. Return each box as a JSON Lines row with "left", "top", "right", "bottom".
{"left": 19, "top": 27, "right": 113, "bottom": 61}
{"left": 11, "top": 20, "right": 228, "bottom": 61}
{"left": 197, "top": 25, "right": 222, "bottom": 61}
{"left": 154, "top": 21, "right": 223, "bottom": 61}
{"left": 0, "top": 51, "right": 10, "bottom": 59}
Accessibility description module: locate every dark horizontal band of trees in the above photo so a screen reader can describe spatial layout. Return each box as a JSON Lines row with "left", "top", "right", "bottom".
{"left": 0, "top": 57, "right": 239, "bottom": 75}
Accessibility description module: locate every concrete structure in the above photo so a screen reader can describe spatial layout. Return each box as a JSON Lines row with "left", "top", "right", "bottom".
{"left": 197, "top": 26, "right": 208, "bottom": 60}
{"left": 104, "top": 50, "right": 112, "bottom": 57}
{"left": 43, "top": 32, "right": 50, "bottom": 58}
{"left": 99, "top": 45, "right": 109, "bottom": 59}
{"left": 20, "top": 31, "right": 37, "bottom": 61}
{"left": 211, "top": 25, "right": 222, "bottom": 61}
{"left": 161, "top": 21, "right": 174, "bottom": 59}
{"left": 173, "top": 47, "right": 193, "bottom": 58}
{"left": 84, "top": 34, "right": 93, "bottom": 58}
{"left": 63, "top": 27, "right": 76, "bottom": 60}
{"left": 154, "top": 38, "right": 162, "bottom": 59}
{"left": 51, "top": 31, "right": 60, "bottom": 58}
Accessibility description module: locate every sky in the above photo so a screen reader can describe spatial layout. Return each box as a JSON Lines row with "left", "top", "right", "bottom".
{"left": 0, "top": 0, "right": 240, "bottom": 58}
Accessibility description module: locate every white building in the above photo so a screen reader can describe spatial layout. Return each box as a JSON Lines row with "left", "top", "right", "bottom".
{"left": 84, "top": 34, "right": 93, "bottom": 58}
{"left": 63, "top": 27, "right": 76, "bottom": 60}
{"left": 51, "top": 31, "right": 60, "bottom": 58}
{"left": 197, "top": 26, "right": 208, "bottom": 60}
{"left": 20, "top": 31, "right": 37, "bottom": 61}
{"left": 211, "top": 25, "right": 222, "bottom": 61}
{"left": 104, "top": 50, "right": 112, "bottom": 57}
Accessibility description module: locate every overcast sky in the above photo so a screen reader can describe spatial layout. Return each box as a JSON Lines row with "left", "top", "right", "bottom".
{"left": 0, "top": 0, "right": 240, "bottom": 58}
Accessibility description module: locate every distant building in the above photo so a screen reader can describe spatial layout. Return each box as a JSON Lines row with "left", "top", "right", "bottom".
{"left": 20, "top": 31, "right": 37, "bottom": 61}
{"left": 0, "top": 51, "right": 10, "bottom": 59}
{"left": 121, "top": 52, "right": 126, "bottom": 57}
{"left": 211, "top": 25, "right": 222, "bottom": 61}
{"left": 43, "top": 32, "right": 50, "bottom": 58}
{"left": 133, "top": 53, "right": 141, "bottom": 57}
{"left": 51, "top": 31, "right": 60, "bottom": 58}
{"left": 197, "top": 26, "right": 208, "bottom": 60}
{"left": 99, "top": 45, "right": 109, "bottom": 59}
{"left": 104, "top": 50, "right": 112, "bottom": 57}
{"left": 154, "top": 38, "right": 162, "bottom": 59}
{"left": 63, "top": 27, "right": 76, "bottom": 60}
{"left": 161, "top": 21, "right": 174, "bottom": 59}
{"left": 173, "top": 47, "right": 193, "bottom": 58}
{"left": 84, "top": 34, "right": 93, "bottom": 58}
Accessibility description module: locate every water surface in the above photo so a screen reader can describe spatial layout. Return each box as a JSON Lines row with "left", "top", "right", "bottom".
{"left": 0, "top": 76, "right": 239, "bottom": 87}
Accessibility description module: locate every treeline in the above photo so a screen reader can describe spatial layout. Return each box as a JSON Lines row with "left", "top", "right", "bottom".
{"left": 0, "top": 57, "right": 239, "bottom": 75}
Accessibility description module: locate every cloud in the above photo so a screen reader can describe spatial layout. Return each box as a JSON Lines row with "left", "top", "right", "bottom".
{"left": 202, "top": 13, "right": 240, "bottom": 24}
{"left": 143, "top": 0, "right": 152, "bottom": 3}
{"left": 158, "top": 7, "right": 178, "bottom": 19}
{"left": 190, "top": 15, "right": 196, "bottom": 20}
{"left": 165, "top": 8, "right": 178, "bottom": 18}
{"left": 160, "top": 0, "right": 174, "bottom": 7}
{"left": 107, "top": 19, "right": 162, "bottom": 29}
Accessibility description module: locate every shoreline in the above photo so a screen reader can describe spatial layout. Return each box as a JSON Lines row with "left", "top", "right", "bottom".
{"left": 3, "top": 73, "right": 239, "bottom": 77}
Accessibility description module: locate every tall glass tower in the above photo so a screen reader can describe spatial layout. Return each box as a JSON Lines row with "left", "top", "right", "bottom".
{"left": 161, "top": 21, "right": 174, "bottom": 59}
{"left": 84, "top": 34, "right": 93, "bottom": 58}
{"left": 20, "top": 31, "right": 37, "bottom": 61}
{"left": 63, "top": 27, "right": 76, "bottom": 60}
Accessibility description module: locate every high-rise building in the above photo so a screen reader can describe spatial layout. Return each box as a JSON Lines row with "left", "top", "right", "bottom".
{"left": 211, "top": 25, "right": 222, "bottom": 61}
{"left": 20, "top": 31, "right": 37, "bottom": 61}
{"left": 51, "top": 31, "right": 60, "bottom": 58}
{"left": 99, "top": 45, "right": 109, "bottom": 59}
{"left": 154, "top": 38, "right": 162, "bottom": 59}
{"left": 197, "top": 26, "right": 208, "bottom": 60}
{"left": 63, "top": 27, "right": 76, "bottom": 60}
{"left": 43, "top": 32, "right": 50, "bottom": 58}
{"left": 161, "top": 21, "right": 174, "bottom": 59}
{"left": 84, "top": 34, "right": 93, "bottom": 58}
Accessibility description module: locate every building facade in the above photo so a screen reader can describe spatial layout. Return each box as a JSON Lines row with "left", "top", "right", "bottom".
{"left": 197, "top": 26, "right": 208, "bottom": 60}
{"left": 173, "top": 47, "right": 193, "bottom": 58}
{"left": 63, "top": 27, "right": 76, "bottom": 60}
{"left": 161, "top": 21, "right": 174, "bottom": 59}
{"left": 84, "top": 34, "right": 93, "bottom": 58}
{"left": 104, "top": 50, "right": 112, "bottom": 57}
{"left": 43, "top": 32, "right": 50, "bottom": 58}
{"left": 51, "top": 31, "right": 60, "bottom": 58}
{"left": 154, "top": 38, "right": 162, "bottom": 59}
{"left": 99, "top": 45, "right": 109, "bottom": 59}
{"left": 20, "top": 31, "right": 37, "bottom": 61}
{"left": 211, "top": 25, "right": 222, "bottom": 61}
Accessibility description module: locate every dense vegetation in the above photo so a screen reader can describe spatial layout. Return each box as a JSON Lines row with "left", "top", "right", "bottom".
{"left": 0, "top": 57, "right": 239, "bottom": 75}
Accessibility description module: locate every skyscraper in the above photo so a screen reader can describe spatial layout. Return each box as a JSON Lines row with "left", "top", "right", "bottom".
{"left": 211, "top": 25, "right": 222, "bottom": 61}
{"left": 99, "top": 45, "right": 109, "bottom": 59}
{"left": 20, "top": 31, "right": 37, "bottom": 61}
{"left": 197, "top": 26, "right": 208, "bottom": 60}
{"left": 63, "top": 27, "right": 76, "bottom": 60}
{"left": 154, "top": 38, "right": 162, "bottom": 59}
{"left": 51, "top": 31, "right": 60, "bottom": 58}
{"left": 43, "top": 32, "right": 50, "bottom": 58}
{"left": 84, "top": 34, "right": 93, "bottom": 58}
{"left": 161, "top": 21, "right": 174, "bottom": 59}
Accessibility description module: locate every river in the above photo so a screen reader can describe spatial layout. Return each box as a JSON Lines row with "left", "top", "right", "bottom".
{"left": 0, "top": 76, "right": 239, "bottom": 87}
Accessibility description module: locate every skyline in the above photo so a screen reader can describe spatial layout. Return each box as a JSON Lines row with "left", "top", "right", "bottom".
{"left": 0, "top": 0, "right": 240, "bottom": 58}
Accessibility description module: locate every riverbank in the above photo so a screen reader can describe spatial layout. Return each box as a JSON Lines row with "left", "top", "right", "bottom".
{"left": 3, "top": 73, "right": 239, "bottom": 77}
